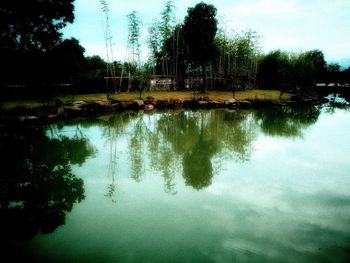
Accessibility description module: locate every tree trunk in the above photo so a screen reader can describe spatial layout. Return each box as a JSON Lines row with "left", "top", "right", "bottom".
{"left": 201, "top": 62, "right": 206, "bottom": 93}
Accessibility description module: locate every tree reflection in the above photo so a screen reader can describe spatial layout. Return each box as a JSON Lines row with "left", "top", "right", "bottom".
{"left": 183, "top": 132, "right": 218, "bottom": 189}
{"left": 206, "top": 110, "right": 256, "bottom": 162}
{"left": 104, "top": 113, "right": 134, "bottom": 202}
{"left": 99, "top": 107, "right": 321, "bottom": 192}
{"left": 155, "top": 110, "right": 255, "bottom": 189}
{"left": 254, "top": 106, "right": 321, "bottom": 138}
{"left": 0, "top": 124, "right": 95, "bottom": 240}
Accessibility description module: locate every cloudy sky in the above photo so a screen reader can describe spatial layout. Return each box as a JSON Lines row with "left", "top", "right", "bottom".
{"left": 62, "top": 0, "right": 350, "bottom": 66}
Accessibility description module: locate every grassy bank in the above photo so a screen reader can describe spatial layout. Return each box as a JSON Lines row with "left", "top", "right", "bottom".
{"left": 1, "top": 89, "right": 292, "bottom": 111}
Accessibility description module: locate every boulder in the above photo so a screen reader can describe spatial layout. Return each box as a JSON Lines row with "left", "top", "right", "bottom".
{"left": 208, "top": 100, "right": 220, "bottom": 108}
{"left": 198, "top": 101, "right": 208, "bottom": 107}
{"left": 238, "top": 100, "right": 252, "bottom": 109}
{"left": 83, "top": 100, "right": 113, "bottom": 113}
{"left": 156, "top": 99, "right": 170, "bottom": 109}
{"left": 172, "top": 99, "right": 182, "bottom": 108}
{"left": 132, "top": 100, "right": 144, "bottom": 110}
{"left": 144, "top": 104, "right": 155, "bottom": 111}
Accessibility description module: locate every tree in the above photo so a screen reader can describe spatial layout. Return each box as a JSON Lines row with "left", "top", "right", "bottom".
{"left": 214, "top": 29, "right": 260, "bottom": 96}
{"left": 0, "top": 0, "right": 75, "bottom": 94}
{"left": 183, "top": 2, "right": 218, "bottom": 92}
{"left": 304, "top": 49, "right": 326, "bottom": 84}
{"left": 125, "top": 11, "right": 142, "bottom": 92}
{"left": 148, "top": 0, "right": 176, "bottom": 77}
{"left": 325, "top": 63, "right": 341, "bottom": 86}
{"left": 161, "top": 25, "right": 187, "bottom": 90}
{"left": 47, "top": 38, "right": 85, "bottom": 85}
{"left": 257, "top": 50, "right": 292, "bottom": 98}
{"left": 0, "top": 0, "right": 74, "bottom": 52}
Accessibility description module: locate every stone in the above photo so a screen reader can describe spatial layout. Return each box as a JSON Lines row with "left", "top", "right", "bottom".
{"left": 133, "top": 100, "right": 144, "bottom": 109}
{"left": 144, "top": 104, "right": 155, "bottom": 111}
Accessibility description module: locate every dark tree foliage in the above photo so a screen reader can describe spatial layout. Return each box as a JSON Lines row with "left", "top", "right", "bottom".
{"left": 183, "top": 2, "right": 218, "bottom": 63}
{"left": 342, "top": 67, "right": 350, "bottom": 84}
{"left": 325, "top": 63, "right": 341, "bottom": 85}
{"left": 0, "top": 0, "right": 75, "bottom": 97}
{"left": 0, "top": 0, "right": 74, "bottom": 51}
{"left": 47, "top": 38, "right": 86, "bottom": 84}
{"left": 183, "top": 2, "right": 218, "bottom": 91}
{"left": 257, "top": 50, "right": 291, "bottom": 94}
{"left": 160, "top": 25, "right": 187, "bottom": 90}
{"left": 0, "top": 124, "right": 95, "bottom": 240}
{"left": 257, "top": 49, "right": 328, "bottom": 96}
{"left": 303, "top": 50, "right": 326, "bottom": 83}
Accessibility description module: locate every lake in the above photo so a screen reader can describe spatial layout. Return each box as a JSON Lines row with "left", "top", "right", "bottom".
{"left": 1, "top": 105, "right": 350, "bottom": 263}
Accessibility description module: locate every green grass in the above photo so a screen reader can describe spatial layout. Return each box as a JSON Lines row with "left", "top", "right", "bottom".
{"left": 1, "top": 89, "right": 292, "bottom": 111}
{"left": 64, "top": 89, "right": 292, "bottom": 102}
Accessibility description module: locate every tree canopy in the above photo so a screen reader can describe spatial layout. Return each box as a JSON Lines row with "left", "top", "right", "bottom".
{"left": 183, "top": 2, "right": 218, "bottom": 65}
{"left": 0, "top": 0, "right": 75, "bottom": 52}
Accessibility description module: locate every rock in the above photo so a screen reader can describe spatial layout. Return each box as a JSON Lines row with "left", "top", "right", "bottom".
{"left": 144, "top": 104, "right": 155, "bottom": 111}
{"left": 95, "top": 100, "right": 112, "bottom": 107}
{"left": 198, "top": 101, "right": 208, "bottom": 107}
{"left": 57, "top": 106, "right": 66, "bottom": 117}
{"left": 64, "top": 105, "right": 83, "bottom": 117}
{"left": 133, "top": 100, "right": 144, "bottom": 109}
{"left": 145, "top": 96, "right": 157, "bottom": 106}
{"left": 157, "top": 99, "right": 170, "bottom": 109}
{"left": 238, "top": 100, "right": 252, "bottom": 109}
{"left": 113, "top": 101, "right": 131, "bottom": 111}
{"left": 290, "top": 95, "right": 303, "bottom": 102}
{"left": 172, "top": 99, "right": 182, "bottom": 107}
{"left": 64, "top": 105, "right": 82, "bottom": 111}
{"left": 183, "top": 100, "right": 199, "bottom": 109}
{"left": 224, "top": 99, "right": 237, "bottom": 108}
{"left": 250, "top": 99, "right": 274, "bottom": 108}
{"left": 226, "top": 98, "right": 237, "bottom": 104}
{"left": 208, "top": 100, "right": 220, "bottom": 108}
{"left": 73, "top": 100, "right": 87, "bottom": 106}
{"left": 83, "top": 100, "right": 113, "bottom": 113}
{"left": 19, "top": 115, "right": 39, "bottom": 122}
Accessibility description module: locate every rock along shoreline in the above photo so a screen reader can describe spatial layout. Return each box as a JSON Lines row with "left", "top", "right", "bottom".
{"left": 1, "top": 95, "right": 330, "bottom": 125}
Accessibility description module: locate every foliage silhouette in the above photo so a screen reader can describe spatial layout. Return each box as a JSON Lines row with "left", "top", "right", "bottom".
{"left": 254, "top": 106, "right": 321, "bottom": 138}
{"left": 0, "top": 124, "right": 94, "bottom": 240}
{"left": 182, "top": 132, "right": 218, "bottom": 190}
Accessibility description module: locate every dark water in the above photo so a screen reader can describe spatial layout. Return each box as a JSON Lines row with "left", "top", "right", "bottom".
{"left": 1, "top": 106, "right": 350, "bottom": 263}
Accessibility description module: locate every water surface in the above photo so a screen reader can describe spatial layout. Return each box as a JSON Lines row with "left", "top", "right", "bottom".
{"left": 1, "top": 106, "right": 350, "bottom": 262}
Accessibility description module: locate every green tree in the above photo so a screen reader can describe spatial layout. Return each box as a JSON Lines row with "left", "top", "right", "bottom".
{"left": 183, "top": 2, "right": 218, "bottom": 92}
{"left": 161, "top": 25, "right": 187, "bottom": 90}
{"left": 81, "top": 55, "right": 107, "bottom": 93}
{"left": 257, "top": 50, "right": 292, "bottom": 98}
{"left": 325, "top": 63, "right": 341, "bottom": 86}
{"left": 0, "top": 0, "right": 74, "bottom": 52}
{"left": 0, "top": 0, "right": 75, "bottom": 95}
{"left": 214, "top": 29, "right": 260, "bottom": 95}
{"left": 291, "top": 50, "right": 326, "bottom": 91}
{"left": 46, "top": 38, "right": 86, "bottom": 96}
{"left": 126, "top": 11, "right": 142, "bottom": 92}
{"left": 148, "top": 0, "right": 176, "bottom": 77}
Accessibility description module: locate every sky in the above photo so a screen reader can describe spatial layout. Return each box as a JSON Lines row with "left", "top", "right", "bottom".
{"left": 62, "top": 0, "right": 350, "bottom": 67}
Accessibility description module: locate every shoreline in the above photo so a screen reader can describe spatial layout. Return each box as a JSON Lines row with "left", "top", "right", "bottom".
{"left": 0, "top": 94, "right": 331, "bottom": 125}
